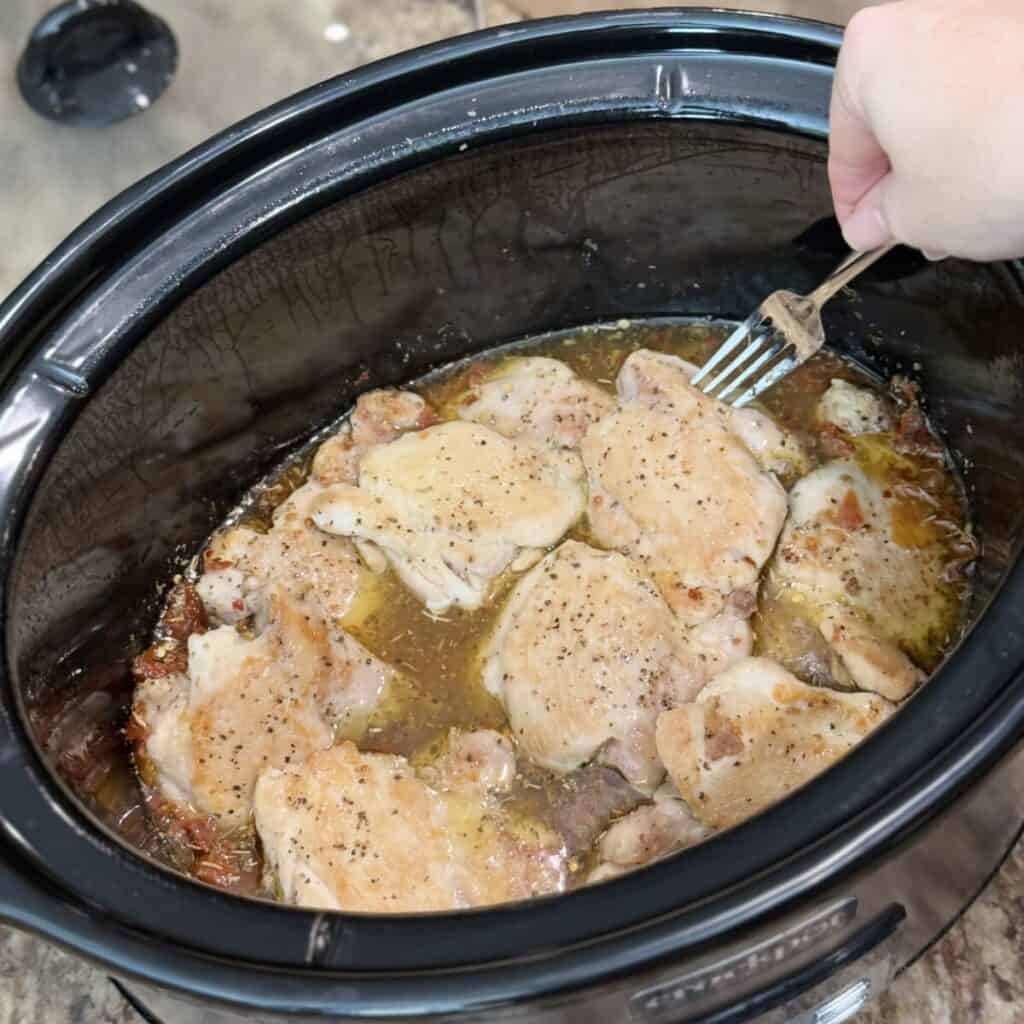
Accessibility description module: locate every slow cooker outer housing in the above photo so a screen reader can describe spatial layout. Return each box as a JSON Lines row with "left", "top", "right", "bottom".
{"left": 0, "top": 10, "right": 1023, "bottom": 1020}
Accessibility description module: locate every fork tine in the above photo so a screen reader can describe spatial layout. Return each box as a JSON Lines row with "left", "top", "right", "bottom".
{"left": 702, "top": 326, "right": 773, "bottom": 396}
{"left": 690, "top": 315, "right": 761, "bottom": 387}
{"left": 716, "top": 340, "right": 785, "bottom": 402}
{"left": 731, "top": 355, "right": 800, "bottom": 408}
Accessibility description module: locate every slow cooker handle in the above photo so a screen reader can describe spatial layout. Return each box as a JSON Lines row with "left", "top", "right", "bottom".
{"left": 0, "top": 852, "right": 79, "bottom": 935}
{"left": 0, "top": 849, "right": 154, "bottom": 972}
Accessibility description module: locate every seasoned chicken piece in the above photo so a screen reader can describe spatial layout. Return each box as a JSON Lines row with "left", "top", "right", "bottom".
{"left": 197, "top": 389, "right": 439, "bottom": 624}
{"left": 656, "top": 657, "right": 895, "bottom": 831}
{"left": 615, "top": 349, "right": 808, "bottom": 479}
{"left": 581, "top": 350, "right": 788, "bottom": 626}
{"left": 686, "top": 604, "right": 756, "bottom": 681}
{"left": 420, "top": 729, "right": 567, "bottom": 906}
{"left": 133, "top": 587, "right": 392, "bottom": 825}
{"left": 587, "top": 784, "right": 708, "bottom": 883}
{"left": 254, "top": 741, "right": 565, "bottom": 912}
{"left": 818, "top": 379, "right": 893, "bottom": 435}
{"left": 197, "top": 483, "right": 361, "bottom": 626}
{"left": 765, "top": 459, "right": 955, "bottom": 700}
{"left": 750, "top": 596, "right": 854, "bottom": 691}
{"left": 729, "top": 404, "right": 811, "bottom": 483}
{"left": 445, "top": 791, "right": 568, "bottom": 909}
{"left": 456, "top": 356, "right": 615, "bottom": 449}
{"left": 195, "top": 528, "right": 264, "bottom": 625}
{"left": 255, "top": 743, "right": 459, "bottom": 911}
{"left": 186, "top": 618, "right": 333, "bottom": 825}
{"left": 311, "top": 388, "right": 439, "bottom": 486}
{"left": 482, "top": 541, "right": 748, "bottom": 790}
{"left": 133, "top": 674, "right": 192, "bottom": 806}
{"left": 586, "top": 862, "right": 630, "bottom": 883}
{"left": 420, "top": 728, "right": 516, "bottom": 795}
{"left": 311, "top": 421, "right": 585, "bottom": 613}
{"left": 598, "top": 790, "right": 707, "bottom": 866}
{"left": 544, "top": 763, "right": 645, "bottom": 856}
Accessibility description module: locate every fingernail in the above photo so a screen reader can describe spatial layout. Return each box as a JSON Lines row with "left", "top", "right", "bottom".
{"left": 921, "top": 248, "right": 948, "bottom": 262}
{"left": 842, "top": 204, "right": 892, "bottom": 252}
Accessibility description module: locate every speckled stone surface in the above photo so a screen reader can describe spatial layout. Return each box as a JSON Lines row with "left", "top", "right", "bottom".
{"left": 858, "top": 836, "right": 1024, "bottom": 1024}
{"left": 0, "top": 1, "right": 1021, "bottom": 1021}
{"left": 0, "top": 926, "right": 138, "bottom": 1024}
{"left": 0, "top": 0, "right": 522, "bottom": 298}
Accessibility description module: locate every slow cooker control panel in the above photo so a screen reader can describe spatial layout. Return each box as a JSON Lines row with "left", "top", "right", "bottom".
{"left": 630, "top": 901, "right": 903, "bottom": 1023}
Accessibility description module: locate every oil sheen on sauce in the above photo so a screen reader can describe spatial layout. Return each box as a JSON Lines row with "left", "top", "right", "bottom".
{"left": 111, "top": 319, "right": 976, "bottom": 895}
{"left": 333, "top": 320, "right": 973, "bottom": 762}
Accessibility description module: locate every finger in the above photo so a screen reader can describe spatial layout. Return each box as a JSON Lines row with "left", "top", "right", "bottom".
{"left": 828, "top": 85, "right": 890, "bottom": 224}
{"left": 827, "top": 16, "right": 891, "bottom": 225}
{"left": 840, "top": 174, "right": 895, "bottom": 251}
{"left": 844, "top": 169, "right": 952, "bottom": 257}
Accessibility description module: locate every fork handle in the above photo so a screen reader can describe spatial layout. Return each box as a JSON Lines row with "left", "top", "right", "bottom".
{"left": 808, "top": 243, "right": 897, "bottom": 308}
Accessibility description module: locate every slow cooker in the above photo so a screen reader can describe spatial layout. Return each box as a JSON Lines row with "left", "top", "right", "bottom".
{"left": 1, "top": 10, "right": 1023, "bottom": 1023}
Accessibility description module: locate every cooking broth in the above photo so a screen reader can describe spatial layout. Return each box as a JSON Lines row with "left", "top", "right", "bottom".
{"left": 118, "top": 318, "right": 974, "bottom": 902}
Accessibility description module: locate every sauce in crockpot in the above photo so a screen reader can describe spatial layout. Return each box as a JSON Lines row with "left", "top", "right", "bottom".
{"left": 120, "top": 319, "right": 974, "bottom": 905}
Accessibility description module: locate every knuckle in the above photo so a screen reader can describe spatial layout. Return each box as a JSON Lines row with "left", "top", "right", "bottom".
{"left": 843, "top": 6, "right": 885, "bottom": 51}
{"left": 835, "top": 7, "right": 894, "bottom": 118}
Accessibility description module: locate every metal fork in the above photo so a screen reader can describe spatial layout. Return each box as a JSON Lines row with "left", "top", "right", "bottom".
{"left": 690, "top": 244, "right": 895, "bottom": 407}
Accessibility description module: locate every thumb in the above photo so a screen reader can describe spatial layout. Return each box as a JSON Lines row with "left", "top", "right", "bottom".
{"left": 841, "top": 174, "right": 948, "bottom": 259}
{"left": 827, "top": 75, "right": 890, "bottom": 225}
{"left": 840, "top": 175, "right": 894, "bottom": 251}
{"left": 828, "top": 33, "right": 892, "bottom": 246}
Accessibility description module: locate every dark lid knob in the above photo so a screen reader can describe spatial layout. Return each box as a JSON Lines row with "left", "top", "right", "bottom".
{"left": 17, "top": 0, "right": 178, "bottom": 127}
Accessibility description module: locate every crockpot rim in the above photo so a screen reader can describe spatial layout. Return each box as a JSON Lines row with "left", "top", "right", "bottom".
{"left": 1, "top": 8, "right": 1023, "bottom": 1012}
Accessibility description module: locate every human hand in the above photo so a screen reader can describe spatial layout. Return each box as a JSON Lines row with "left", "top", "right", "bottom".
{"left": 829, "top": 0, "right": 1024, "bottom": 261}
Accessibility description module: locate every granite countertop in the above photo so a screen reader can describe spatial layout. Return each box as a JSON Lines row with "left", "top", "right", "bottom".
{"left": 0, "top": 1, "right": 1021, "bottom": 1021}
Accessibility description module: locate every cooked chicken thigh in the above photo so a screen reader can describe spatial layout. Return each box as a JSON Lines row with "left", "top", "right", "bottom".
{"left": 765, "top": 459, "right": 954, "bottom": 700}
{"left": 134, "top": 587, "right": 393, "bottom": 825}
{"left": 483, "top": 541, "right": 750, "bottom": 790}
{"left": 197, "top": 485, "right": 361, "bottom": 627}
{"left": 129, "top": 320, "right": 974, "bottom": 912}
{"left": 444, "top": 789, "right": 568, "bottom": 909}
{"left": 197, "top": 388, "right": 436, "bottom": 626}
{"left": 729, "top": 403, "right": 811, "bottom": 482}
{"left": 656, "top": 657, "right": 894, "bottom": 830}
{"left": 581, "top": 350, "right": 788, "bottom": 626}
{"left": 587, "top": 784, "right": 708, "bottom": 883}
{"left": 311, "top": 421, "right": 585, "bottom": 613}
{"left": 311, "top": 388, "right": 439, "bottom": 487}
{"left": 456, "top": 356, "right": 615, "bottom": 449}
{"left": 419, "top": 727, "right": 516, "bottom": 795}
{"left": 134, "top": 673, "right": 193, "bottom": 807}
{"left": 254, "top": 738, "right": 565, "bottom": 911}
{"left": 817, "top": 379, "right": 893, "bottom": 435}
{"left": 254, "top": 742, "right": 459, "bottom": 910}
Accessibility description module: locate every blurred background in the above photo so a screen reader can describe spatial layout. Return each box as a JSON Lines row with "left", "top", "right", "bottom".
{"left": 0, "top": 3, "right": 1019, "bottom": 1023}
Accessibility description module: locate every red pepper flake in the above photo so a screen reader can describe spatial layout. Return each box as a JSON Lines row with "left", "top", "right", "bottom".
{"left": 133, "top": 644, "right": 187, "bottom": 679}
{"left": 160, "top": 582, "right": 209, "bottom": 642}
